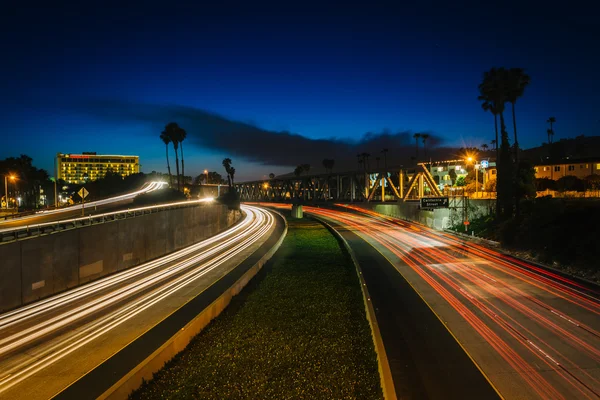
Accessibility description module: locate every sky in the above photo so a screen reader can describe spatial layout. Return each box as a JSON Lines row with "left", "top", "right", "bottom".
{"left": 1, "top": 1, "right": 599, "bottom": 181}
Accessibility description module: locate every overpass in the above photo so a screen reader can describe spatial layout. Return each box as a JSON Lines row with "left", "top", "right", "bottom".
{"left": 0, "top": 181, "right": 167, "bottom": 229}
{"left": 235, "top": 164, "right": 442, "bottom": 203}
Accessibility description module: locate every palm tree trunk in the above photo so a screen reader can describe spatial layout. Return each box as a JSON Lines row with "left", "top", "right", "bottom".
{"left": 165, "top": 144, "right": 172, "bottom": 187}
{"left": 494, "top": 113, "right": 499, "bottom": 161}
{"left": 180, "top": 142, "right": 185, "bottom": 188}
{"left": 498, "top": 112, "right": 513, "bottom": 220}
{"left": 174, "top": 147, "right": 180, "bottom": 191}
{"left": 511, "top": 102, "right": 519, "bottom": 163}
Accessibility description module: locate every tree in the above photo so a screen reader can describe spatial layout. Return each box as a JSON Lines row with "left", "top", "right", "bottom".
{"left": 547, "top": 128, "right": 554, "bottom": 145}
{"left": 301, "top": 164, "right": 311, "bottom": 176}
{"left": 556, "top": 176, "right": 584, "bottom": 192}
{"left": 479, "top": 67, "right": 514, "bottom": 219}
{"left": 222, "top": 158, "right": 233, "bottom": 187}
{"left": 322, "top": 159, "right": 335, "bottom": 173}
{"left": 534, "top": 178, "right": 556, "bottom": 191}
{"left": 163, "top": 122, "right": 182, "bottom": 191}
{"left": 456, "top": 176, "right": 466, "bottom": 187}
{"left": 491, "top": 139, "right": 497, "bottom": 151}
{"left": 413, "top": 133, "right": 421, "bottom": 160}
{"left": 585, "top": 174, "right": 600, "bottom": 191}
{"left": 421, "top": 133, "right": 430, "bottom": 160}
{"left": 294, "top": 165, "right": 303, "bottom": 177}
{"left": 514, "top": 160, "right": 536, "bottom": 207}
{"left": 229, "top": 167, "right": 236, "bottom": 186}
{"left": 176, "top": 125, "right": 187, "bottom": 187}
{"left": 159, "top": 131, "right": 173, "bottom": 187}
{"left": 449, "top": 168, "right": 457, "bottom": 186}
{"left": 482, "top": 143, "right": 489, "bottom": 151}
{"left": 381, "top": 148, "right": 389, "bottom": 170}
{"left": 506, "top": 68, "right": 530, "bottom": 162}
{"left": 547, "top": 117, "right": 556, "bottom": 134}
{"left": 269, "top": 173, "right": 275, "bottom": 180}
{"left": 484, "top": 178, "right": 497, "bottom": 192}
{"left": 482, "top": 101, "right": 499, "bottom": 161}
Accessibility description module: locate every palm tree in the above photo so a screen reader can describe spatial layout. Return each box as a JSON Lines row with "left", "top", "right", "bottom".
{"left": 491, "top": 139, "right": 497, "bottom": 151}
{"left": 381, "top": 148, "right": 389, "bottom": 170}
{"left": 163, "top": 122, "right": 182, "bottom": 191}
{"left": 301, "top": 164, "right": 311, "bottom": 176}
{"left": 222, "top": 158, "right": 232, "bottom": 187}
{"left": 356, "top": 154, "right": 361, "bottom": 170}
{"left": 176, "top": 125, "right": 187, "bottom": 185}
{"left": 481, "top": 101, "right": 499, "bottom": 161}
{"left": 547, "top": 128, "right": 554, "bottom": 145}
{"left": 269, "top": 173, "right": 275, "bottom": 179}
{"left": 479, "top": 67, "right": 513, "bottom": 219}
{"left": 421, "top": 133, "right": 430, "bottom": 160}
{"left": 481, "top": 143, "right": 489, "bottom": 152}
{"left": 159, "top": 131, "right": 173, "bottom": 187}
{"left": 547, "top": 116, "right": 556, "bottom": 132}
{"left": 294, "top": 165, "right": 303, "bottom": 177}
{"left": 413, "top": 133, "right": 421, "bottom": 160}
{"left": 230, "top": 167, "right": 236, "bottom": 186}
{"left": 506, "top": 68, "right": 530, "bottom": 161}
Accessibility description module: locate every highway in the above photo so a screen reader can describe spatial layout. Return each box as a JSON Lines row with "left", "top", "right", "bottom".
{"left": 0, "top": 181, "right": 167, "bottom": 229}
{"left": 302, "top": 205, "right": 600, "bottom": 400}
{"left": 0, "top": 204, "right": 277, "bottom": 400}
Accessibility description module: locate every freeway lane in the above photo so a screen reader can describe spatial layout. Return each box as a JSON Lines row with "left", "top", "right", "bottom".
{"left": 305, "top": 205, "right": 600, "bottom": 400}
{"left": 0, "top": 205, "right": 277, "bottom": 400}
{"left": 0, "top": 182, "right": 167, "bottom": 229}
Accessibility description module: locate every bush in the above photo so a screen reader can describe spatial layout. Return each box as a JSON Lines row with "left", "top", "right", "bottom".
{"left": 534, "top": 177, "right": 556, "bottom": 191}
{"left": 556, "top": 176, "right": 584, "bottom": 192}
{"left": 217, "top": 189, "right": 240, "bottom": 210}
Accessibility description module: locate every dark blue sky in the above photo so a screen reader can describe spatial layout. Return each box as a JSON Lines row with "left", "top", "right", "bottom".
{"left": 2, "top": 2, "right": 599, "bottom": 181}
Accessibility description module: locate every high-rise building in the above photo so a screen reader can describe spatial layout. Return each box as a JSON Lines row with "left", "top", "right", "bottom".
{"left": 56, "top": 152, "right": 140, "bottom": 184}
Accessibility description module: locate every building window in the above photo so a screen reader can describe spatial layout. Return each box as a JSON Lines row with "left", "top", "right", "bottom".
{"left": 534, "top": 167, "right": 538, "bottom": 172}
{"left": 554, "top": 166, "right": 561, "bottom": 172}
{"left": 597, "top": 164, "right": 600, "bottom": 170}
{"left": 568, "top": 165, "right": 575, "bottom": 171}
{"left": 543, "top": 167, "right": 548, "bottom": 171}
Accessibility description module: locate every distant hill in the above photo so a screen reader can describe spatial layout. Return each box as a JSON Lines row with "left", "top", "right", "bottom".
{"left": 521, "top": 135, "right": 600, "bottom": 164}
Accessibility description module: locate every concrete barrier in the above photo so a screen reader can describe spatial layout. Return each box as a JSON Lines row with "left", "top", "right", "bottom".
{"left": 0, "top": 204, "right": 239, "bottom": 313}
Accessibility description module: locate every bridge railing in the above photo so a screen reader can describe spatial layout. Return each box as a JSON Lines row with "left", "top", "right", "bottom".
{"left": 0, "top": 198, "right": 214, "bottom": 244}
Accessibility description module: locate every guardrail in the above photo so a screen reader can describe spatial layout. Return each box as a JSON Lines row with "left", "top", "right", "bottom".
{"left": 0, "top": 210, "right": 36, "bottom": 221}
{"left": 0, "top": 198, "right": 214, "bottom": 244}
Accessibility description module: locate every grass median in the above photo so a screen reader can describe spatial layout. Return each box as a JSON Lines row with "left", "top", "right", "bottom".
{"left": 131, "top": 216, "right": 382, "bottom": 399}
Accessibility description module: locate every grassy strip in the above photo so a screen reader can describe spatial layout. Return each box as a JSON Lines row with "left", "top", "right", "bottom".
{"left": 131, "top": 217, "right": 382, "bottom": 399}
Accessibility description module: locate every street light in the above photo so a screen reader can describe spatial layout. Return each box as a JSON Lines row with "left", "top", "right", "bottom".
{"left": 204, "top": 169, "right": 209, "bottom": 184}
{"left": 3, "top": 174, "right": 16, "bottom": 210}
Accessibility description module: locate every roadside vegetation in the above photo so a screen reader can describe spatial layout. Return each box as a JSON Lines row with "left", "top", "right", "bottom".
{"left": 454, "top": 198, "right": 600, "bottom": 283}
{"left": 131, "top": 216, "right": 382, "bottom": 400}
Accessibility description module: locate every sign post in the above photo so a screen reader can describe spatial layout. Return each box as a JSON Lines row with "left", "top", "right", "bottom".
{"left": 420, "top": 197, "right": 449, "bottom": 209}
{"left": 78, "top": 187, "right": 89, "bottom": 216}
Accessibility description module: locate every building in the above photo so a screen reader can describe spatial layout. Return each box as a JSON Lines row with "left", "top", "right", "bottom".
{"left": 56, "top": 152, "right": 140, "bottom": 184}
{"left": 534, "top": 158, "right": 600, "bottom": 180}
{"left": 427, "top": 159, "right": 496, "bottom": 189}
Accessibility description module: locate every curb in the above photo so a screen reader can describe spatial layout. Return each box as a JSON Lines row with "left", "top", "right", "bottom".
{"left": 98, "top": 210, "right": 288, "bottom": 400}
{"left": 311, "top": 216, "right": 397, "bottom": 400}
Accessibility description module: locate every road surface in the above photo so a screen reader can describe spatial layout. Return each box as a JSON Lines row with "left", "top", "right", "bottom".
{"left": 304, "top": 205, "right": 600, "bottom": 400}
{"left": 0, "top": 181, "right": 167, "bottom": 229}
{"left": 0, "top": 204, "right": 278, "bottom": 400}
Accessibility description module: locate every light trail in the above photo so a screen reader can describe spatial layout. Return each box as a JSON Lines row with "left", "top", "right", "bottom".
{"left": 0, "top": 181, "right": 167, "bottom": 225}
{"left": 0, "top": 205, "right": 275, "bottom": 397}
{"left": 255, "top": 203, "right": 600, "bottom": 399}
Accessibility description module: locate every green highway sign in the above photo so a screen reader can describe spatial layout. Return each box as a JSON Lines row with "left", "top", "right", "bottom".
{"left": 420, "top": 197, "right": 449, "bottom": 209}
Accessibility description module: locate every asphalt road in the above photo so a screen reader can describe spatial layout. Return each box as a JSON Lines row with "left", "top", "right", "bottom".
{"left": 0, "top": 205, "right": 278, "bottom": 400}
{"left": 0, "top": 181, "right": 166, "bottom": 230}
{"left": 305, "top": 205, "right": 600, "bottom": 400}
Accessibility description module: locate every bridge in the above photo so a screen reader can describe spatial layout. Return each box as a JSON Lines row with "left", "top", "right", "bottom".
{"left": 236, "top": 163, "right": 442, "bottom": 203}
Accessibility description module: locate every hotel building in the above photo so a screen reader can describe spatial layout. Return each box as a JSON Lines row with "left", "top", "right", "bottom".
{"left": 56, "top": 152, "right": 140, "bottom": 184}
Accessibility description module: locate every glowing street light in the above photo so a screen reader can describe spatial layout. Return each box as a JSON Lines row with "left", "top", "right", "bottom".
{"left": 3, "top": 174, "right": 17, "bottom": 210}
{"left": 204, "top": 169, "right": 209, "bottom": 184}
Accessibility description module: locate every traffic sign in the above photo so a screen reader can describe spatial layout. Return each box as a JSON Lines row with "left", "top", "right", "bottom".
{"left": 78, "top": 187, "right": 89, "bottom": 199}
{"left": 420, "top": 197, "right": 449, "bottom": 209}
{"left": 463, "top": 220, "right": 470, "bottom": 226}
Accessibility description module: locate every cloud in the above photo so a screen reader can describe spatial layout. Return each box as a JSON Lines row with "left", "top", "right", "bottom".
{"left": 75, "top": 99, "right": 457, "bottom": 171}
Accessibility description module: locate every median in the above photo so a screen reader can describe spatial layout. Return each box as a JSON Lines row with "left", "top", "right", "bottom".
{"left": 131, "top": 216, "right": 382, "bottom": 399}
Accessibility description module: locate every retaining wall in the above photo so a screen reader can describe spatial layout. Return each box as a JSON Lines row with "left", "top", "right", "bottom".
{"left": 0, "top": 204, "right": 239, "bottom": 312}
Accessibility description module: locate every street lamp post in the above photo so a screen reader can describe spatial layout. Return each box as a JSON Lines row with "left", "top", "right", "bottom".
{"left": 3, "top": 175, "right": 16, "bottom": 210}
{"left": 204, "top": 169, "right": 209, "bottom": 184}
